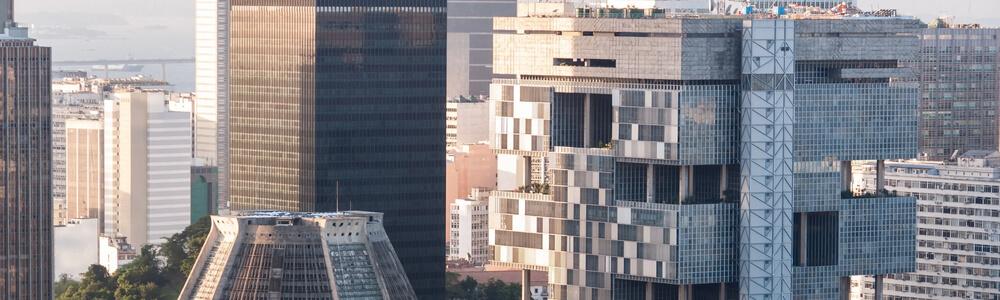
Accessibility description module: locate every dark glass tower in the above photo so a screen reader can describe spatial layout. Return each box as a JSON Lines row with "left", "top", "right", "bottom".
{"left": 229, "top": 0, "right": 446, "bottom": 297}
{"left": 0, "top": 1, "right": 53, "bottom": 297}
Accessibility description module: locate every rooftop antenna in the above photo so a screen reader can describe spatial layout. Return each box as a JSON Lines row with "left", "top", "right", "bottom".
{"left": 336, "top": 181, "right": 340, "bottom": 212}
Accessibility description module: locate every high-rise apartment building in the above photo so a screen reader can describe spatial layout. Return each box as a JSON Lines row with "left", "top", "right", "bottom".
{"left": 195, "top": 0, "right": 229, "bottom": 212}
{"left": 65, "top": 118, "right": 103, "bottom": 220}
{"left": 0, "top": 0, "right": 53, "bottom": 296}
{"left": 178, "top": 211, "right": 417, "bottom": 299}
{"left": 913, "top": 21, "right": 1000, "bottom": 160}
{"left": 488, "top": 5, "right": 920, "bottom": 299}
{"left": 854, "top": 151, "right": 1000, "bottom": 300}
{"left": 228, "top": 1, "right": 447, "bottom": 297}
{"left": 51, "top": 86, "right": 102, "bottom": 225}
{"left": 103, "top": 90, "right": 192, "bottom": 245}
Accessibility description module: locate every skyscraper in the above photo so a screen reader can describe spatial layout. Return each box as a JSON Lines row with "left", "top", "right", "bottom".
{"left": 103, "top": 90, "right": 192, "bottom": 245}
{"left": 194, "top": 0, "right": 229, "bottom": 211}
{"left": 178, "top": 211, "right": 417, "bottom": 299}
{"left": 488, "top": 4, "right": 919, "bottom": 299}
{"left": 0, "top": 0, "right": 52, "bottom": 297}
{"left": 913, "top": 21, "right": 1000, "bottom": 160}
{"left": 228, "top": 1, "right": 447, "bottom": 297}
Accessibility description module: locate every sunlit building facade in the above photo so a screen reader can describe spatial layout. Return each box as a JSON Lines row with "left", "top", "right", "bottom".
{"left": 488, "top": 5, "right": 921, "bottom": 299}
{"left": 103, "top": 91, "right": 192, "bottom": 246}
{"left": 0, "top": 7, "right": 53, "bottom": 298}
{"left": 228, "top": 0, "right": 447, "bottom": 297}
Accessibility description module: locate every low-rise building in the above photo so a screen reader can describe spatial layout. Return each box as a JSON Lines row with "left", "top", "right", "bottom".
{"left": 98, "top": 235, "right": 137, "bottom": 274}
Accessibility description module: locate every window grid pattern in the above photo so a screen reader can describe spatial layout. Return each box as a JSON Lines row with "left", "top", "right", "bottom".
{"left": 678, "top": 85, "right": 740, "bottom": 165}
{"left": 794, "top": 83, "right": 918, "bottom": 162}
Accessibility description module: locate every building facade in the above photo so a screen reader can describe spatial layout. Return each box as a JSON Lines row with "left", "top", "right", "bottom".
{"left": 449, "top": 189, "right": 491, "bottom": 265}
{"left": 487, "top": 5, "right": 920, "bottom": 299}
{"left": 855, "top": 151, "right": 1000, "bottom": 300}
{"left": 103, "top": 90, "right": 192, "bottom": 245}
{"left": 65, "top": 118, "right": 103, "bottom": 220}
{"left": 195, "top": 0, "right": 229, "bottom": 215}
{"left": 0, "top": 7, "right": 53, "bottom": 298}
{"left": 178, "top": 211, "right": 417, "bottom": 299}
{"left": 913, "top": 23, "right": 1000, "bottom": 160}
{"left": 447, "top": 98, "right": 491, "bottom": 149}
{"left": 51, "top": 80, "right": 102, "bottom": 225}
{"left": 228, "top": 1, "right": 447, "bottom": 297}
{"left": 446, "top": 0, "right": 514, "bottom": 98}
{"left": 97, "top": 235, "right": 137, "bottom": 274}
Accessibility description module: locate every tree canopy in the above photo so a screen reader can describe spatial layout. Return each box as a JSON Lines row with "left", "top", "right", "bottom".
{"left": 55, "top": 216, "right": 212, "bottom": 300}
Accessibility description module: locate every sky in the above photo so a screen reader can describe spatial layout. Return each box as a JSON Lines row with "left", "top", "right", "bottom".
{"left": 12, "top": 0, "right": 1000, "bottom": 61}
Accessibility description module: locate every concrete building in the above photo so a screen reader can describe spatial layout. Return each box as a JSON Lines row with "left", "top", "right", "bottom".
{"left": 447, "top": 98, "right": 492, "bottom": 150}
{"left": 447, "top": 143, "right": 498, "bottom": 212}
{"left": 913, "top": 21, "right": 1000, "bottom": 160}
{"left": 53, "top": 219, "right": 101, "bottom": 278}
{"left": 227, "top": 1, "right": 447, "bottom": 296}
{"left": 0, "top": 1, "right": 53, "bottom": 297}
{"left": 65, "top": 119, "right": 103, "bottom": 220}
{"left": 195, "top": 0, "right": 229, "bottom": 213}
{"left": 449, "top": 189, "right": 492, "bottom": 265}
{"left": 854, "top": 151, "right": 1000, "bottom": 300}
{"left": 51, "top": 87, "right": 102, "bottom": 225}
{"left": 178, "top": 211, "right": 417, "bottom": 299}
{"left": 487, "top": 4, "right": 921, "bottom": 299}
{"left": 103, "top": 90, "right": 192, "bottom": 245}
{"left": 194, "top": 0, "right": 226, "bottom": 166}
{"left": 97, "top": 235, "right": 137, "bottom": 274}
{"left": 446, "top": 0, "right": 514, "bottom": 98}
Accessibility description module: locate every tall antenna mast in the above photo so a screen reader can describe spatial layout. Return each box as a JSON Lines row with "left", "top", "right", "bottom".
{"left": 336, "top": 181, "right": 340, "bottom": 212}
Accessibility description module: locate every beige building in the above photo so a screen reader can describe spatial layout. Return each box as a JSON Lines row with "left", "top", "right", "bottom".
{"left": 103, "top": 90, "right": 192, "bottom": 246}
{"left": 65, "top": 118, "right": 103, "bottom": 220}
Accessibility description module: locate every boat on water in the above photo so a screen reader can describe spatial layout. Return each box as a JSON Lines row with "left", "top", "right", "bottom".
{"left": 91, "top": 64, "right": 144, "bottom": 72}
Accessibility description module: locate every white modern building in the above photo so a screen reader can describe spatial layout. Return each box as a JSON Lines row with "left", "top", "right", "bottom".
{"left": 449, "top": 190, "right": 491, "bottom": 265}
{"left": 195, "top": 0, "right": 229, "bottom": 212}
{"left": 103, "top": 90, "right": 192, "bottom": 245}
{"left": 98, "top": 235, "right": 137, "bottom": 274}
{"left": 856, "top": 151, "right": 1000, "bottom": 300}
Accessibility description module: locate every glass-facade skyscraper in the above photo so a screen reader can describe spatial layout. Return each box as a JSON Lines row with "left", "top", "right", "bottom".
{"left": 0, "top": 1, "right": 53, "bottom": 297}
{"left": 228, "top": 0, "right": 446, "bottom": 297}
{"left": 488, "top": 4, "right": 921, "bottom": 299}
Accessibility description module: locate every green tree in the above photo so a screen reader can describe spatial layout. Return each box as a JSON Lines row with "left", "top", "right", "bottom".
{"left": 158, "top": 216, "right": 211, "bottom": 298}
{"left": 57, "top": 265, "right": 116, "bottom": 300}
{"left": 114, "top": 245, "right": 164, "bottom": 299}
{"left": 53, "top": 274, "right": 80, "bottom": 300}
{"left": 483, "top": 278, "right": 521, "bottom": 300}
